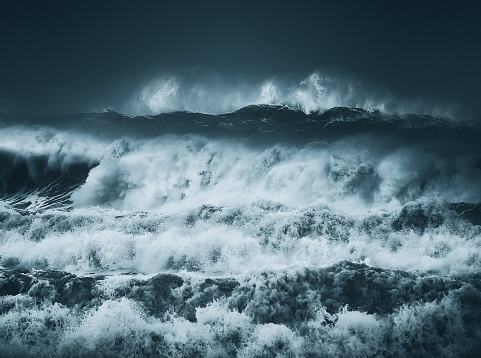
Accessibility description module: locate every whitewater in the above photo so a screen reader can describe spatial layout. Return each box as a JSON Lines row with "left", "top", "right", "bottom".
{"left": 1, "top": 81, "right": 480, "bottom": 356}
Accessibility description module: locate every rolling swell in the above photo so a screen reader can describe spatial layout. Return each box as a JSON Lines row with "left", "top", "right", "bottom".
{"left": 17, "top": 104, "right": 463, "bottom": 131}
{"left": 42, "top": 105, "right": 479, "bottom": 144}
{"left": 1, "top": 106, "right": 481, "bottom": 356}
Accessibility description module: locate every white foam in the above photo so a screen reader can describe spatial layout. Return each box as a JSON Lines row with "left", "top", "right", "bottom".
{"left": 0, "top": 289, "right": 468, "bottom": 357}
{"left": 1, "top": 128, "right": 480, "bottom": 276}
{"left": 126, "top": 72, "right": 386, "bottom": 115}
{"left": 0, "top": 125, "right": 107, "bottom": 168}
{"left": 125, "top": 70, "right": 462, "bottom": 118}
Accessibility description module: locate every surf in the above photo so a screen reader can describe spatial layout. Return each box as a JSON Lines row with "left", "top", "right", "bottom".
{"left": 1, "top": 102, "right": 480, "bottom": 357}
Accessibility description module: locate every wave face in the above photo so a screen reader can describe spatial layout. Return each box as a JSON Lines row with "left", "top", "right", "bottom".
{"left": 1, "top": 106, "right": 481, "bottom": 357}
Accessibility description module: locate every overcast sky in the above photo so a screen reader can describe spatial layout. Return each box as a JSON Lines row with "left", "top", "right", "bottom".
{"left": 1, "top": 0, "right": 479, "bottom": 120}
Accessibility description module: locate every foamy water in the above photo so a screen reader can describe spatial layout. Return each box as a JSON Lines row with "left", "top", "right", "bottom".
{"left": 1, "top": 104, "right": 480, "bottom": 356}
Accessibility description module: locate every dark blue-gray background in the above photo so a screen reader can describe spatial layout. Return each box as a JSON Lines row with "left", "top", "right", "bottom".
{"left": 1, "top": 0, "right": 479, "bottom": 120}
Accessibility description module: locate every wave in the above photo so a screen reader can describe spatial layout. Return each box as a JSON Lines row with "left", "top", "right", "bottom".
{"left": 126, "top": 72, "right": 465, "bottom": 120}
{"left": 19, "top": 105, "right": 478, "bottom": 145}
{"left": 1, "top": 262, "right": 481, "bottom": 357}
{"left": 0, "top": 127, "right": 103, "bottom": 210}
{"left": 0, "top": 109, "right": 480, "bottom": 211}
{"left": 1, "top": 104, "right": 480, "bottom": 356}
{"left": 1, "top": 199, "right": 480, "bottom": 275}
{"left": 0, "top": 152, "right": 91, "bottom": 210}
{"left": 67, "top": 135, "right": 480, "bottom": 212}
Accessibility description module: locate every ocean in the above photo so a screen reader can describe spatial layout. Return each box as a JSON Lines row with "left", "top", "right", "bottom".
{"left": 1, "top": 102, "right": 480, "bottom": 357}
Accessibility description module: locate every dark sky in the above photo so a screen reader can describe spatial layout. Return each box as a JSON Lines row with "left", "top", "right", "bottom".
{"left": 1, "top": 0, "right": 479, "bottom": 120}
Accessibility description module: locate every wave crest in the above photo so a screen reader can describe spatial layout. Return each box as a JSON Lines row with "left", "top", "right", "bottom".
{"left": 127, "top": 71, "right": 459, "bottom": 118}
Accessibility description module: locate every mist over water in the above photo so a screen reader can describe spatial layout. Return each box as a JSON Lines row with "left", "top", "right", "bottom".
{"left": 1, "top": 98, "right": 481, "bottom": 356}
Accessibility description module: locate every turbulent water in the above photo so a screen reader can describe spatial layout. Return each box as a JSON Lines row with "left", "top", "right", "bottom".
{"left": 1, "top": 105, "right": 481, "bottom": 357}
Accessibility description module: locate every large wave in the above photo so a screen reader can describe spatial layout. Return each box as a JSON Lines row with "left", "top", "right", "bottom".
{"left": 1, "top": 105, "right": 480, "bottom": 356}
{"left": 126, "top": 71, "right": 463, "bottom": 119}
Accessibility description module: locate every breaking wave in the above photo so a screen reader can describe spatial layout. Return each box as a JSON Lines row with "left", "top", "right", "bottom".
{"left": 1, "top": 105, "right": 480, "bottom": 356}
{"left": 127, "top": 72, "right": 462, "bottom": 119}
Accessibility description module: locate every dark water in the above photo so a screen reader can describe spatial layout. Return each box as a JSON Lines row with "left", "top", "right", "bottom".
{"left": 1, "top": 105, "right": 481, "bottom": 357}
